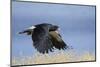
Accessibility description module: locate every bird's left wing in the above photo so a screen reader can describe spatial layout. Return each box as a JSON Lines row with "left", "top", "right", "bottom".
{"left": 49, "top": 31, "right": 69, "bottom": 50}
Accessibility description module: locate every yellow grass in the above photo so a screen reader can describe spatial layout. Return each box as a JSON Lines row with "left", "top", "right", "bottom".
{"left": 12, "top": 50, "right": 95, "bottom": 66}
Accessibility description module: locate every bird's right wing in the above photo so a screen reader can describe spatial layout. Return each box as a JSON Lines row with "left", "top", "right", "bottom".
{"left": 32, "top": 28, "right": 54, "bottom": 54}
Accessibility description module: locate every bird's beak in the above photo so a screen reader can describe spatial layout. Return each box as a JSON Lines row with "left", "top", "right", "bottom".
{"left": 18, "top": 30, "right": 28, "bottom": 34}
{"left": 19, "top": 31, "right": 26, "bottom": 34}
{"left": 18, "top": 26, "right": 36, "bottom": 35}
{"left": 19, "top": 30, "right": 32, "bottom": 35}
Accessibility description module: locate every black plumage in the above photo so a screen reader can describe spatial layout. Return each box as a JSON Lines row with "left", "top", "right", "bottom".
{"left": 19, "top": 23, "right": 68, "bottom": 54}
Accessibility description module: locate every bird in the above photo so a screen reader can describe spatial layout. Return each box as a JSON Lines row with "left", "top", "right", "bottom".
{"left": 19, "top": 23, "right": 69, "bottom": 54}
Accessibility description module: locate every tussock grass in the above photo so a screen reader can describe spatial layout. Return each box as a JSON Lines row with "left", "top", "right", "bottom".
{"left": 12, "top": 51, "right": 95, "bottom": 66}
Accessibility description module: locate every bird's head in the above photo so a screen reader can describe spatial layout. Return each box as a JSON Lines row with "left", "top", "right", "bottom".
{"left": 19, "top": 23, "right": 59, "bottom": 35}
{"left": 19, "top": 26, "right": 36, "bottom": 35}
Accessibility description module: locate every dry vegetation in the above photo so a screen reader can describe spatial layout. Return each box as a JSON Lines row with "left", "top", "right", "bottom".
{"left": 12, "top": 50, "right": 95, "bottom": 66}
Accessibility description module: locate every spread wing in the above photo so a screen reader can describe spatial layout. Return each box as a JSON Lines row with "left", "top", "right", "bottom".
{"left": 49, "top": 31, "right": 68, "bottom": 50}
{"left": 32, "top": 28, "right": 54, "bottom": 54}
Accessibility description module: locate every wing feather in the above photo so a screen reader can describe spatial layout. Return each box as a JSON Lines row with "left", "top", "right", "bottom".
{"left": 32, "top": 27, "right": 54, "bottom": 54}
{"left": 49, "top": 31, "right": 68, "bottom": 50}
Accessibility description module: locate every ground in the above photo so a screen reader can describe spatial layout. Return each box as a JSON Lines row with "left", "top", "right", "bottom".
{"left": 12, "top": 50, "right": 95, "bottom": 66}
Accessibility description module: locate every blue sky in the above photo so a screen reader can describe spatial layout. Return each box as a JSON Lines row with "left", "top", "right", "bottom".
{"left": 12, "top": 1, "right": 96, "bottom": 57}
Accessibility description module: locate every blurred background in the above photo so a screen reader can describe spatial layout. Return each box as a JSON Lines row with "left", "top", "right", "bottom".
{"left": 12, "top": 1, "right": 95, "bottom": 57}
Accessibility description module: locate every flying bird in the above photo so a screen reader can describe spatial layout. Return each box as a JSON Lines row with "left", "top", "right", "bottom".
{"left": 19, "top": 23, "right": 69, "bottom": 54}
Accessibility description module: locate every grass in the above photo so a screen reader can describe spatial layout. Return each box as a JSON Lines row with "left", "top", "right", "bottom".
{"left": 12, "top": 50, "right": 95, "bottom": 66}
